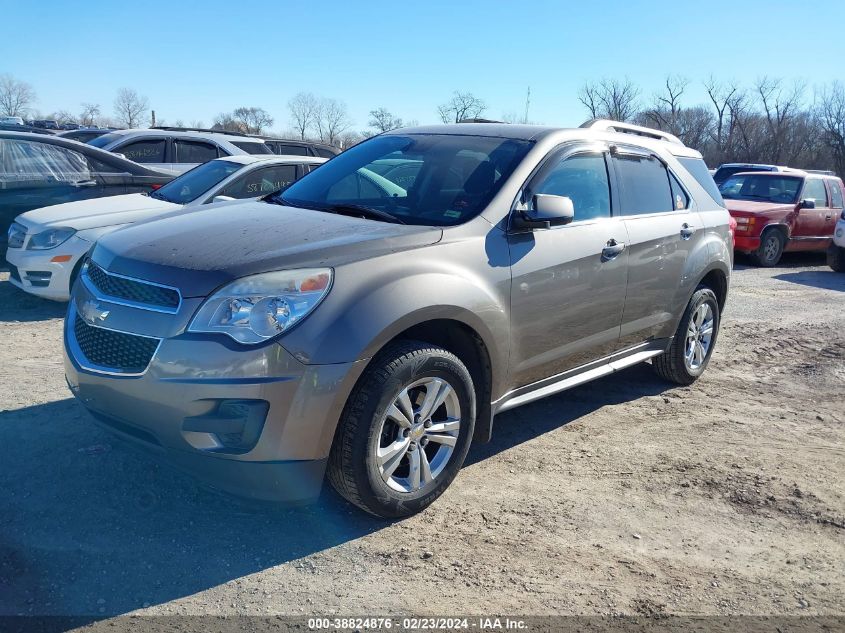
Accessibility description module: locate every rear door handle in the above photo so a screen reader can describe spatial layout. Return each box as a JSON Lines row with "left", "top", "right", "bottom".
{"left": 680, "top": 223, "right": 695, "bottom": 240}
{"left": 826, "top": 214, "right": 833, "bottom": 221}
{"left": 601, "top": 239, "right": 626, "bottom": 262}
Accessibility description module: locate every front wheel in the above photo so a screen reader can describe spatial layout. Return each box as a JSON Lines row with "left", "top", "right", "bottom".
{"left": 327, "top": 341, "right": 476, "bottom": 518}
{"left": 828, "top": 245, "right": 845, "bottom": 273}
{"left": 752, "top": 229, "right": 785, "bottom": 267}
{"left": 653, "top": 287, "right": 720, "bottom": 385}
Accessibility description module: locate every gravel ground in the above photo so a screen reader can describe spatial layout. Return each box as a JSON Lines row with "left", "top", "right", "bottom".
{"left": 0, "top": 252, "right": 843, "bottom": 618}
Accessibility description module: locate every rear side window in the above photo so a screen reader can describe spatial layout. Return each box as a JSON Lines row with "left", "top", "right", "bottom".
{"left": 528, "top": 152, "right": 611, "bottom": 221}
{"left": 221, "top": 164, "right": 298, "bottom": 198}
{"left": 0, "top": 138, "right": 91, "bottom": 187}
{"left": 174, "top": 140, "right": 218, "bottom": 164}
{"left": 314, "top": 147, "right": 338, "bottom": 158}
{"left": 802, "top": 179, "right": 828, "bottom": 206}
{"left": 231, "top": 141, "right": 273, "bottom": 155}
{"left": 829, "top": 180, "right": 844, "bottom": 208}
{"left": 614, "top": 154, "right": 673, "bottom": 215}
{"left": 117, "top": 139, "right": 166, "bottom": 163}
{"left": 272, "top": 143, "right": 309, "bottom": 156}
{"left": 678, "top": 157, "right": 724, "bottom": 206}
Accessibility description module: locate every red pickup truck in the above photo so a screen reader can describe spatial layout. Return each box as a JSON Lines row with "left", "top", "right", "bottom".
{"left": 721, "top": 171, "right": 845, "bottom": 266}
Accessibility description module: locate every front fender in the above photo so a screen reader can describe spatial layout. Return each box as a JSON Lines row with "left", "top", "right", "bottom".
{"left": 277, "top": 238, "right": 511, "bottom": 381}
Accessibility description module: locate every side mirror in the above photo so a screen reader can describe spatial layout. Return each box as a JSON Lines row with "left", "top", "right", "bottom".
{"left": 512, "top": 194, "right": 575, "bottom": 230}
{"left": 212, "top": 195, "right": 236, "bottom": 204}
{"left": 799, "top": 198, "right": 816, "bottom": 209}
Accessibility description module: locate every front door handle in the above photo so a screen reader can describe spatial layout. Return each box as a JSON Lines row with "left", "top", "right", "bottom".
{"left": 601, "top": 239, "right": 626, "bottom": 262}
{"left": 680, "top": 223, "right": 695, "bottom": 240}
{"left": 72, "top": 180, "right": 98, "bottom": 188}
{"left": 826, "top": 214, "right": 833, "bottom": 221}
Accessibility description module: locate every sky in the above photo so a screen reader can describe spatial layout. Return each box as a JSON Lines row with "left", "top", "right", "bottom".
{"left": 2, "top": 0, "right": 843, "bottom": 134}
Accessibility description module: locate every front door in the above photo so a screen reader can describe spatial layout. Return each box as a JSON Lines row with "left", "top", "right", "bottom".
{"left": 508, "top": 147, "right": 628, "bottom": 388}
{"left": 792, "top": 177, "right": 831, "bottom": 240}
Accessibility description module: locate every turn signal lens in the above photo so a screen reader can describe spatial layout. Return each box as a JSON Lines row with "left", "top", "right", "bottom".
{"left": 50, "top": 255, "right": 73, "bottom": 263}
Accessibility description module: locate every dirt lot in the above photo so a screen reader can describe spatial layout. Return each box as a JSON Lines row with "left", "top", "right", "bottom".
{"left": 0, "top": 253, "right": 843, "bottom": 619}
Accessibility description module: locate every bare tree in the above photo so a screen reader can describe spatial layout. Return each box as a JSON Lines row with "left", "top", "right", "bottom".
{"left": 368, "top": 107, "right": 403, "bottom": 133}
{"left": 643, "top": 75, "right": 689, "bottom": 134}
{"left": 288, "top": 92, "right": 319, "bottom": 140}
{"left": 0, "top": 74, "right": 36, "bottom": 117}
{"left": 314, "top": 98, "right": 351, "bottom": 146}
{"left": 817, "top": 82, "right": 845, "bottom": 178}
{"left": 232, "top": 106, "right": 274, "bottom": 134}
{"left": 578, "top": 78, "right": 640, "bottom": 122}
{"left": 113, "top": 88, "right": 149, "bottom": 128}
{"left": 756, "top": 77, "right": 806, "bottom": 164}
{"left": 52, "top": 110, "right": 77, "bottom": 126}
{"left": 79, "top": 103, "right": 101, "bottom": 127}
{"left": 212, "top": 112, "right": 242, "bottom": 133}
{"left": 437, "top": 91, "right": 486, "bottom": 123}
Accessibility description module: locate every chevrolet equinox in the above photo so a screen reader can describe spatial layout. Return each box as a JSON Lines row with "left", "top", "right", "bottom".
{"left": 63, "top": 121, "right": 732, "bottom": 518}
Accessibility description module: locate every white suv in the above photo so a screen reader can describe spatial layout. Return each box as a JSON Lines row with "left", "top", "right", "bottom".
{"left": 87, "top": 128, "right": 272, "bottom": 174}
{"left": 829, "top": 209, "right": 845, "bottom": 272}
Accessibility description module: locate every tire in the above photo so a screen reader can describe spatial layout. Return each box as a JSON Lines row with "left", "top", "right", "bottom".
{"left": 752, "top": 228, "right": 785, "bottom": 267}
{"left": 327, "top": 340, "right": 476, "bottom": 518}
{"left": 828, "top": 245, "right": 845, "bottom": 273}
{"left": 653, "top": 287, "right": 720, "bottom": 386}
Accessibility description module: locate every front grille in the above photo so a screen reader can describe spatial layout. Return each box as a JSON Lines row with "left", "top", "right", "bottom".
{"left": 73, "top": 315, "right": 160, "bottom": 374}
{"left": 86, "top": 261, "right": 180, "bottom": 310}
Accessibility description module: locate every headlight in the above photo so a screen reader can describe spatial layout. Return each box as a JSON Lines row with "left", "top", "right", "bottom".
{"left": 188, "top": 269, "right": 332, "bottom": 344}
{"left": 26, "top": 227, "right": 76, "bottom": 250}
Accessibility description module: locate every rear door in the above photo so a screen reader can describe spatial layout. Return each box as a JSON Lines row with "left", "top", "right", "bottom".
{"left": 171, "top": 139, "right": 219, "bottom": 175}
{"left": 612, "top": 148, "right": 702, "bottom": 349}
{"left": 823, "top": 179, "right": 843, "bottom": 235}
{"left": 507, "top": 144, "right": 629, "bottom": 387}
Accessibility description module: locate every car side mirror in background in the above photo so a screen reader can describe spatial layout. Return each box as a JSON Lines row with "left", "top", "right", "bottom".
{"left": 799, "top": 198, "right": 816, "bottom": 209}
{"left": 512, "top": 194, "right": 575, "bottom": 230}
{"left": 212, "top": 195, "right": 236, "bottom": 204}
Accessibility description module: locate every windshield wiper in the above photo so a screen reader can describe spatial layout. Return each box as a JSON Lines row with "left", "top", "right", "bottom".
{"left": 324, "top": 204, "right": 405, "bottom": 224}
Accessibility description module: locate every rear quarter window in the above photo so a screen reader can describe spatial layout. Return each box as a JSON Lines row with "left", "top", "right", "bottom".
{"left": 678, "top": 157, "right": 724, "bottom": 207}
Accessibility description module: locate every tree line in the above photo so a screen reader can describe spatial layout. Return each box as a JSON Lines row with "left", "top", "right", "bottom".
{"left": 2, "top": 72, "right": 843, "bottom": 174}
{"left": 578, "top": 76, "right": 845, "bottom": 176}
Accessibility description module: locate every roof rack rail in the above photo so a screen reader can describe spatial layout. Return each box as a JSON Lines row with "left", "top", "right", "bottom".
{"left": 150, "top": 126, "right": 251, "bottom": 137}
{"left": 458, "top": 118, "right": 506, "bottom": 124}
{"left": 580, "top": 119, "right": 684, "bottom": 146}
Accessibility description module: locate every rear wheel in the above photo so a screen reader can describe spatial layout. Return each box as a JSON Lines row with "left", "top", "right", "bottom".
{"left": 653, "top": 287, "right": 720, "bottom": 385}
{"left": 828, "top": 245, "right": 845, "bottom": 273}
{"left": 752, "top": 229, "right": 785, "bottom": 267}
{"left": 327, "top": 341, "right": 475, "bottom": 518}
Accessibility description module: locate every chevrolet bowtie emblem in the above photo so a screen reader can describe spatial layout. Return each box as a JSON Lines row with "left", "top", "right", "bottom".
{"left": 81, "top": 300, "right": 110, "bottom": 325}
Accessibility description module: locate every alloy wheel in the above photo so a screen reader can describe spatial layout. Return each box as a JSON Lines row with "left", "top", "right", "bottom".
{"left": 375, "top": 377, "right": 461, "bottom": 493}
{"left": 684, "top": 303, "right": 715, "bottom": 371}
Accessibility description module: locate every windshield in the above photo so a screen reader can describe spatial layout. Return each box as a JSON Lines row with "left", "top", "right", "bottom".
{"left": 273, "top": 134, "right": 532, "bottom": 226}
{"left": 713, "top": 165, "right": 772, "bottom": 184}
{"left": 719, "top": 174, "right": 802, "bottom": 204}
{"left": 151, "top": 159, "right": 242, "bottom": 204}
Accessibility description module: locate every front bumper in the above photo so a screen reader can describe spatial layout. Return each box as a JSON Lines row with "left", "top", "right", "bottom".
{"left": 5, "top": 235, "right": 91, "bottom": 301}
{"left": 63, "top": 275, "right": 367, "bottom": 503}
{"left": 732, "top": 233, "right": 761, "bottom": 253}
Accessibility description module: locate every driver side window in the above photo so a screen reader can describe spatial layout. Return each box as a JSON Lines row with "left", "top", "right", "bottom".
{"left": 527, "top": 153, "right": 611, "bottom": 222}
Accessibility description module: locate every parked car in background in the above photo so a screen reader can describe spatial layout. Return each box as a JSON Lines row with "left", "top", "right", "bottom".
{"left": 57, "top": 128, "right": 114, "bottom": 143}
{"left": 0, "top": 131, "right": 172, "bottom": 248}
{"left": 30, "top": 119, "right": 61, "bottom": 130}
{"left": 259, "top": 137, "right": 341, "bottom": 158}
{"left": 0, "top": 122, "right": 55, "bottom": 135}
{"left": 712, "top": 163, "right": 798, "bottom": 185}
{"left": 0, "top": 116, "right": 25, "bottom": 126}
{"left": 828, "top": 209, "right": 845, "bottom": 272}
{"left": 6, "top": 155, "right": 324, "bottom": 300}
{"left": 88, "top": 128, "right": 272, "bottom": 175}
{"left": 721, "top": 171, "right": 844, "bottom": 266}
{"left": 63, "top": 120, "right": 731, "bottom": 518}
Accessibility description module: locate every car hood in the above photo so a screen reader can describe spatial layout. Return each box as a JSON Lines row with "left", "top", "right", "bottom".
{"left": 91, "top": 200, "right": 444, "bottom": 297}
{"left": 724, "top": 199, "right": 794, "bottom": 215}
{"left": 17, "top": 193, "right": 181, "bottom": 231}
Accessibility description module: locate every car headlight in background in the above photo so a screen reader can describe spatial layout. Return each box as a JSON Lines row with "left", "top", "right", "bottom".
{"left": 188, "top": 268, "right": 332, "bottom": 344}
{"left": 26, "top": 227, "right": 77, "bottom": 250}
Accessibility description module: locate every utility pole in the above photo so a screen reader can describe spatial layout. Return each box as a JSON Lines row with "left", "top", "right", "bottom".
{"left": 523, "top": 86, "right": 531, "bottom": 124}
{"left": 150, "top": 110, "right": 156, "bottom": 128}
